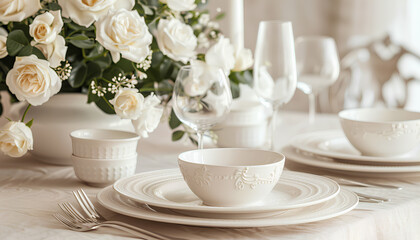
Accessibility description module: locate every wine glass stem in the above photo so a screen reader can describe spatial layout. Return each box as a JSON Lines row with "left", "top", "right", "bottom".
{"left": 197, "top": 130, "right": 204, "bottom": 149}
{"left": 267, "top": 106, "right": 279, "bottom": 151}
{"left": 308, "top": 92, "right": 316, "bottom": 124}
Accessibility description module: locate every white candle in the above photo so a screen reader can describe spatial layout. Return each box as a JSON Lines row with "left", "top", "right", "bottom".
{"left": 228, "top": 0, "right": 244, "bottom": 50}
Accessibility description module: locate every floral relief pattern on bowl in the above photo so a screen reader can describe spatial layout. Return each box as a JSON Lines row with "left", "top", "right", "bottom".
{"left": 186, "top": 165, "right": 281, "bottom": 190}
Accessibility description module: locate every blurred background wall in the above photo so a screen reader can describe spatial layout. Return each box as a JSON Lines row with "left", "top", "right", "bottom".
{"left": 208, "top": 0, "right": 420, "bottom": 112}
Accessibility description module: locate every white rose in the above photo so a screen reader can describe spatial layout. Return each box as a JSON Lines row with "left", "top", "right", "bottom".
{"left": 156, "top": 18, "right": 197, "bottom": 64}
{"left": 183, "top": 60, "right": 218, "bottom": 97}
{"left": 95, "top": 9, "right": 152, "bottom": 63}
{"left": 0, "top": 0, "right": 41, "bottom": 24}
{"left": 131, "top": 94, "right": 163, "bottom": 138}
{"left": 205, "top": 36, "right": 235, "bottom": 75}
{"left": 29, "top": 10, "right": 63, "bottom": 44}
{"left": 6, "top": 55, "right": 61, "bottom": 106}
{"left": 0, "top": 121, "right": 33, "bottom": 158}
{"left": 0, "top": 28, "right": 8, "bottom": 58}
{"left": 233, "top": 47, "right": 253, "bottom": 72}
{"left": 58, "top": 0, "right": 134, "bottom": 27}
{"left": 35, "top": 35, "right": 67, "bottom": 68}
{"left": 110, "top": 88, "right": 144, "bottom": 120}
{"left": 160, "top": 0, "right": 196, "bottom": 11}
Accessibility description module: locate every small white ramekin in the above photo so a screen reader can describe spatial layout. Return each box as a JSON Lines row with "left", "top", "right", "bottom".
{"left": 71, "top": 154, "right": 137, "bottom": 187}
{"left": 214, "top": 101, "right": 268, "bottom": 148}
{"left": 70, "top": 129, "right": 139, "bottom": 159}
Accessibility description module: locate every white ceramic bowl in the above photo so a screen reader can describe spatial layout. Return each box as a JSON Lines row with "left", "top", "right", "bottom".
{"left": 339, "top": 108, "right": 420, "bottom": 157}
{"left": 178, "top": 148, "right": 285, "bottom": 207}
{"left": 71, "top": 154, "right": 137, "bottom": 187}
{"left": 70, "top": 129, "right": 140, "bottom": 159}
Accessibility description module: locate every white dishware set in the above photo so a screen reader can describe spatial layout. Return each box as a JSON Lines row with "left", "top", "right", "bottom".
{"left": 285, "top": 108, "right": 420, "bottom": 177}
{"left": 94, "top": 148, "right": 358, "bottom": 228}
{"left": 70, "top": 129, "right": 140, "bottom": 187}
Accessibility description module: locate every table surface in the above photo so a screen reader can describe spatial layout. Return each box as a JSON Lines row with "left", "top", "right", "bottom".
{"left": 1, "top": 111, "right": 420, "bottom": 240}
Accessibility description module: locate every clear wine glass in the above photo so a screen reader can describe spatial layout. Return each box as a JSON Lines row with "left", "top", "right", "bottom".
{"left": 295, "top": 36, "right": 340, "bottom": 124}
{"left": 172, "top": 65, "right": 232, "bottom": 149}
{"left": 253, "top": 21, "right": 297, "bottom": 151}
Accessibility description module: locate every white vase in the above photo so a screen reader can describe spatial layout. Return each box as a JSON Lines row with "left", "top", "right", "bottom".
{"left": 21, "top": 93, "right": 134, "bottom": 165}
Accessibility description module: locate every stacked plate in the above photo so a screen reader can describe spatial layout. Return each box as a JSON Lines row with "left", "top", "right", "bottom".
{"left": 285, "top": 130, "right": 420, "bottom": 177}
{"left": 97, "top": 168, "right": 358, "bottom": 227}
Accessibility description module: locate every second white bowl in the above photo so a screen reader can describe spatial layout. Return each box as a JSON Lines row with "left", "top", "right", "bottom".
{"left": 178, "top": 148, "right": 285, "bottom": 207}
{"left": 70, "top": 129, "right": 140, "bottom": 159}
{"left": 339, "top": 108, "right": 420, "bottom": 157}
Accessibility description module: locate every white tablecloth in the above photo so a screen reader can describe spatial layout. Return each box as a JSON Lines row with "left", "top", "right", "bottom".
{"left": 1, "top": 112, "right": 420, "bottom": 240}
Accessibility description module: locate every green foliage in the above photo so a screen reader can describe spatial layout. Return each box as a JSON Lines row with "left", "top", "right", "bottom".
{"left": 68, "top": 62, "right": 87, "bottom": 88}
{"left": 67, "top": 34, "right": 95, "bottom": 49}
{"left": 172, "top": 130, "right": 185, "bottom": 141}
{"left": 169, "top": 109, "right": 182, "bottom": 129}
{"left": 26, "top": 119, "right": 33, "bottom": 128}
{"left": 0, "top": 0, "right": 252, "bottom": 146}
{"left": 229, "top": 69, "right": 253, "bottom": 98}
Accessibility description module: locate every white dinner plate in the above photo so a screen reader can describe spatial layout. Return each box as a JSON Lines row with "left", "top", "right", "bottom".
{"left": 283, "top": 146, "right": 420, "bottom": 177}
{"left": 113, "top": 169, "right": 340, "bottom": 215}
{"left": 97, "top": 186, "right": 358, "bottom": 228}
{"left": 290, "top": 130, "right": 420, "bottom": 164}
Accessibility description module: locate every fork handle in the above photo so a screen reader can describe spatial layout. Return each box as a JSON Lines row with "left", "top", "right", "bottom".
{"left": 103, "top": 221, "right": 172, "bottom": 240}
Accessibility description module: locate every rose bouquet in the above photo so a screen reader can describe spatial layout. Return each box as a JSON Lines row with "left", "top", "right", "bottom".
{"left": 0, "top": 0, "right": 253, "bottom": 158}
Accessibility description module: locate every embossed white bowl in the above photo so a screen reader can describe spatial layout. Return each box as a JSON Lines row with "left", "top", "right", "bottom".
{"left": 339, "top": 108, "right": 420, "bottom": 157}
{"left": 71, "top": 154, "right": 137, "bottom": 187}
{"left": 70, "top": 129, "right": 139, "bottom": 159}
{"left": 178, "top": 148, "right": 285, "bottom": 207}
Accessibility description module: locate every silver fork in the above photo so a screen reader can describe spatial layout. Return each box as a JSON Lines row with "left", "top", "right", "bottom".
{"left": 58, "top": 202, "right": 164, "bottom": 239}
{"left": 72, "top": 189, "right": 173, "bottom": 240}
{"left": 54, "top": 212, "right": 153, "bottom": 239}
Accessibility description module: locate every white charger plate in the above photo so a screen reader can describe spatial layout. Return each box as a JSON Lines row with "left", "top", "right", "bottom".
{"left": 283, "top": 146, "right": 420, "bottom": 177}
{"left": 113, "top": 169, "right": 340, "bottom": 215}
{"left": 97, "top": 186, "right": 358, "bottom": 228}
{"left": 290, "top": 130, "right": 420, "bottom": 164}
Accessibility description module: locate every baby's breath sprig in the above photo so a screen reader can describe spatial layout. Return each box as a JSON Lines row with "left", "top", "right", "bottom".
{"left": 136, "top": 50, "right": 152, "bottom": 71}
{"left": 89, "top": 74, "right": 140, "bottom": 97}
{"left": 54, "top": 61, "right": 72, "bottom": 81}
{"left": 90, "top": 80, "right": 106, "bottom": 97}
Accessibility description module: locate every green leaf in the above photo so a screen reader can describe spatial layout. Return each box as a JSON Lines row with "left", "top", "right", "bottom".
{"left": 188, "top": 136, "right": 198, "bottom": 146}
{"left": 85, "top": 61, "right": 102, "bottom": 81}
{"left": 68, "top": 62, "right": 87, "bottom": 88}
{"left": 169, "top": 109, "right": 182, "bottom": 129}
{"left": 103, "top": 66, "right": 122, "bottom": 80}
{"left": 172, "top": 130, "right": 185, "bottom": 141}
{"left": 159, "top": 59, "right": 173, "bottom": 78}
{"left": 85, "top": 44, "right": 105, "bottom": 59}
{"left": 31, "top": 47, "right": 46, "bottom": 60}
{"left": 26, "top": 119, "right": 33, "bottom": 128}
{"left": 18, "top": 45, "right": 32, "bottom": 56}
{"left": 115, "top": 58, "right": 135, "bottom": 73}
{"left": 151, "top": 51, "right": 164, "bottom": 68}
{"left": 94, "top": 55, "right": 112, "bottom": 70}
{"left": 67, "top": 34, "right": 95, "bottom": 49}
{"left": 215, "top": 12, "right": 225, "bottom": 21}
{"left": 94, "top": 94, "right": 115, "bottom": 114}
{"left": 230, "top": 81, "right": 240, "bottom": 99}
{"left": 10, "top": 23, "right": 30, "bottom": 39}
{"left": 229, "top": 70, "right": 253, "bottom": 86}
{"left": 48, "top": 2, "right": 62, "bottom": 10}
{"left": 6, "top": 30, "right": 29, "bottom": 56}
